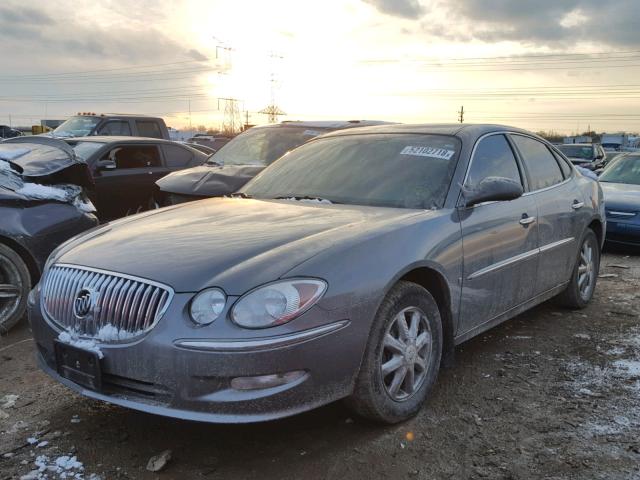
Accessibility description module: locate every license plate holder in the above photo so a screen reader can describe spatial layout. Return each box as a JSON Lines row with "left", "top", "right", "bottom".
{"left": 54, "top": 340, "right": 102, "bottom": 391}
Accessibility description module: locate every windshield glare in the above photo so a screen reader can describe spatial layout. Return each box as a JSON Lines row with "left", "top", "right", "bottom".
{"left": 53, "top": 116, "right": 101, "bottom": 137}
{"left": 71, "top": 141, "right": 105, "bottom": 161}
{"left": 557, "top": 145, "right": 594, "bottom": 160}
{"left": 242, "top": 134, "right": 460, "bottom": 209}
{"left": 599, "top": 155, "right": 640, "bottom": 185}
{"left": 208, "top": 126, "right": 327, "bottom": 166}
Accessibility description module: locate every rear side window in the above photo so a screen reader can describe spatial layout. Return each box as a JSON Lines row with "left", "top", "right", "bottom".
{"left": 511, "top": 135, "right": 564, "bottom": 190}
{"left": 136, "top": 121, "right": 163, "bottom": 139}
{"left": 552, "top": 150, "right": 573, "bottom": 178}
{"left": 97, "top": 121, "right": 131, "bottom": 136}
{"left": 467, "top": 134, "right": 522, "bottom": 186}
{"left": 162, "top": 144, "right": 194, "bottom": 167}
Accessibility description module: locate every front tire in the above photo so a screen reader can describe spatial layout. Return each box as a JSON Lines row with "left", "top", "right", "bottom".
{"left": 0, "top": 244, "right": 31, "bottom": 333}
{"left": 556, "top": 229, "right": 600, "bottom": 308}
{"left": 346, "top": 281, "right": 443, "bottom": 424}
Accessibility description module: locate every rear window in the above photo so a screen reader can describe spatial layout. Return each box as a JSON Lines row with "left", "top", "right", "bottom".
{"left": 136, "top": 121, "right": 163, "bottom": 139}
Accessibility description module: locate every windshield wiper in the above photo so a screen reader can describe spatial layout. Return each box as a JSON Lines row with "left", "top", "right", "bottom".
{"left": 273, "top": 195, "right": 335, "bottom": 204}
{"left": 228, "top": 192, "right": 252, "bottom": 199}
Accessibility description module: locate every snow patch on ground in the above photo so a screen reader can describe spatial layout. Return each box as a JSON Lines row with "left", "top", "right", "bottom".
{"left": 57, "top": 332, "right": 103, "bottom": 359}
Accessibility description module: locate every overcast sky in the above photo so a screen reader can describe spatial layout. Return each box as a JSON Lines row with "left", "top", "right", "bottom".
{"left": 2, "top": 0, "right": 640, "bottom": 133}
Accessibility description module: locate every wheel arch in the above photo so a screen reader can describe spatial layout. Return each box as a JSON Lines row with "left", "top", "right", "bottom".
{"left": 0, "top": 235, "right": 40, "bottom": 286}
{"left": 588, "top": 217, "right": 604, "bottom": 248}
{"left": 394, "top": 264, "right": 456, "bottom": 367}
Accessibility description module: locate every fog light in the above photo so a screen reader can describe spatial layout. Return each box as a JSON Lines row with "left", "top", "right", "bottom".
{"left": 230, "top": 370, "right": 306, "bottom": 391}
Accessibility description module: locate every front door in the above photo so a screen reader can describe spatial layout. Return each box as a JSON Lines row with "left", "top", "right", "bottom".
{"left": 458, "top": 134, "right": 539, "bottom": 335}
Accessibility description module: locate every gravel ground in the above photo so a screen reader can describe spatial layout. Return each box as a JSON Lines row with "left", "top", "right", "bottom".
{"left": 1, "top": 250, "right": 639, "bottom": 480}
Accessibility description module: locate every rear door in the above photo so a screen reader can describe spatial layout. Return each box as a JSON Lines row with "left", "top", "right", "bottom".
{"left": 458, "top": 133, "right": 539, "bottom": 334}
{"left": 135, "top": 120, "right": 164, "bottom": 139}
{"left": 510, "top": 134, "right": 581, "bottom": 295}
{"left": 92, "top": 144, "right": 163, "bottom": 219}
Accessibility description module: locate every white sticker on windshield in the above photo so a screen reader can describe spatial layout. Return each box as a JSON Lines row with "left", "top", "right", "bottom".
{"left": 303, "top": 129, "right": 322, "bottom": 137}
{"left": 400, "top": 146, "right": 455, "bottom": 160}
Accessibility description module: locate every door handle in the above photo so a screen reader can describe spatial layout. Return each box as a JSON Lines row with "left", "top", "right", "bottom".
{"left": 572, "top": 201, "right": 584, "bottom": 210}
{"left": 519, "top": 215, "right": 536, "bottom": 226}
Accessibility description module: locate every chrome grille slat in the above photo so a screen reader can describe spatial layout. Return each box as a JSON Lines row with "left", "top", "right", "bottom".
{"left": 42, "top": 265, "right": 173, "bottom": 342}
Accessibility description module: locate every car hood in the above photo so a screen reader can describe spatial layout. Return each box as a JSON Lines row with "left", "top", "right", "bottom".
{"left": 55, "top": 198, "right": 420, "bottom": 293}
{"left": 601, "top": 182, "right": 640, "bottom": 211}
{"left": 156, "top": 164, "right": 264, "bottom": 197}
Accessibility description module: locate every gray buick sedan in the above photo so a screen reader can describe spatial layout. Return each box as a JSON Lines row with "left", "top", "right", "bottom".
{"left": 29, "top": 124, "right": 605, "bottom": 424}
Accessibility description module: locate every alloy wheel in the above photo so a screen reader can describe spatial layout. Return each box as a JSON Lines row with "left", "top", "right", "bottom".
{"left": 0, "top": 254, "right": 23, "bottom": 329}
{"left": 577, "top": 240, "right": 595, "bottom": 300}
{"left": 380, "top": 306, "right": 432, "bottom": 401}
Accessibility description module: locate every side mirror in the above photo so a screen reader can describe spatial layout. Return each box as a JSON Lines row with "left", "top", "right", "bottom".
{"left": 595, "top": 153, "right": 604, "bottom": 160}
{"left": 97, "top": 159, "right": 116, "bottom": 171}
{"left": 462, "top": 176, "right": 524, "bottom": 207}
{"left": 595, "top": 168, "right": 604, "bottom": 176}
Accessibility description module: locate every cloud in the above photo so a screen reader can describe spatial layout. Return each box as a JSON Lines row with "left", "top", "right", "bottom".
{"left": 363, "top": 0, "right": 425, "bottom": 19}
{"left": 439, "top": 0, "right": 640, "bottom": 48}
{"left": 0, "top": 0, "right": 199, "bottom": 65}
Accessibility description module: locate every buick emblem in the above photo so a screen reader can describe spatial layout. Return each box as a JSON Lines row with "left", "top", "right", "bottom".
{"left": 73, "top": 288, "right": 96, "bottom": 318}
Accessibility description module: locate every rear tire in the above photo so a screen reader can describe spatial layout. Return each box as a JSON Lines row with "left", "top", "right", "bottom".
{"left": 346, "top": 281, "right": 443, "bottom": 424}
{"left": 556, "top": 229, "right": 600, "bottom": 309}
{"left": 0, "top": 244, "right": 31, "bottom": 333}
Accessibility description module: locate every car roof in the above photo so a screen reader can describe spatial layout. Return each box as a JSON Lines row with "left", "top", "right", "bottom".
{"left": 75, "top": 114, "right": 164, "bottom": 120}
{"left": 319, "top": 123, "right": 538, "bottom": 139}
{"left": 68, "top": 136, "right": 175, "bottom": 144}
{"left": 558, "top": 143, "right": 594, "bottom": 147}
{"left": 263, "top": 120, "right": 394, "bottom": 130}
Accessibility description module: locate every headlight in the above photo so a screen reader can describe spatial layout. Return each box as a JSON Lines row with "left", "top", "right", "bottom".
{"left": 231, "top": 279, "right": 327, "bottom": 329}
{"left": 190, "top": 288, "right": 227, "bottom": 325}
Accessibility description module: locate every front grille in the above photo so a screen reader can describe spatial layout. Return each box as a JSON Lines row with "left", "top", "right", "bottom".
{"left": 42, "top": 264, "right": 173, "bottom": 342}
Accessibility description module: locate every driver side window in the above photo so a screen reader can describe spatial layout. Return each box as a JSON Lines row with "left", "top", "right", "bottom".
{"left": 467, "top": 135, "right": 522, "bottom": 187}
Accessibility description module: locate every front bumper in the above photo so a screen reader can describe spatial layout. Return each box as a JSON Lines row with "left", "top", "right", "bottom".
{"left": 29, "top": 288, "right": 368, "bottom": 423}
{"left": 605, "top": 218, "right": 640, "bottom": 246}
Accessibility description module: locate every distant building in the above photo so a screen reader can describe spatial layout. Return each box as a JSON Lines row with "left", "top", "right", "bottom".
{"left": 601, "top": 132, "right": 629, "bottom": 150}
{"left": 563, "top": 135, "right": 592, "bottom": 144}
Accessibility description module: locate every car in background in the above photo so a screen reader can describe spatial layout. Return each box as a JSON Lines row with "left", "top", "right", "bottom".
{"left": 177, "top": 141, "right": 218, "bottom": 156}
{"left": 47, "top": 114, "right": 170, "bottom": 140}
{"left": 599, "top": 153, "right": 640, "bottom": 247}
{"left": 0, "top": 136, "right": 98, "bottom": 332}
{"left": 0, "top": 125, "right": 23, "bottom": 139}
{"left": 66, "top": 136, "right": 208, "bottom": 220}
{"left": 186, "top": 135, "right": 232, "bottom": 152}
{"left": 557, "top": 143, "right": 607, "bottom": 170}
{"left": 30, "top": 124, "right": 604, "bottom": 424}
{"left": 157, "top": 120, "right": 392, "bottom": 205}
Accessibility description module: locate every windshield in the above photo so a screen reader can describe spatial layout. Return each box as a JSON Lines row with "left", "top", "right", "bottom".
{"left": 557, "top": 145, "right": 594, "bottom": 160}
{"left": 53, "top": 116, "right": 101, "bottom": 137}
{"left": 599, "top": 155, "right": 640, "bottom": 185}
{"left": 71, "top": 141, "right": 105, "bottom": 161}
{"left": 242, "top": 134, "right": 460, "bottom": 209}
{"left": 208, "top": 126, "right": 328, "bottom": 166}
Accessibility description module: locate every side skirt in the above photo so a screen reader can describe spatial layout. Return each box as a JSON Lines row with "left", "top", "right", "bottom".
{"left": 453, "top": 282, "right": 569, "bottom": 345}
